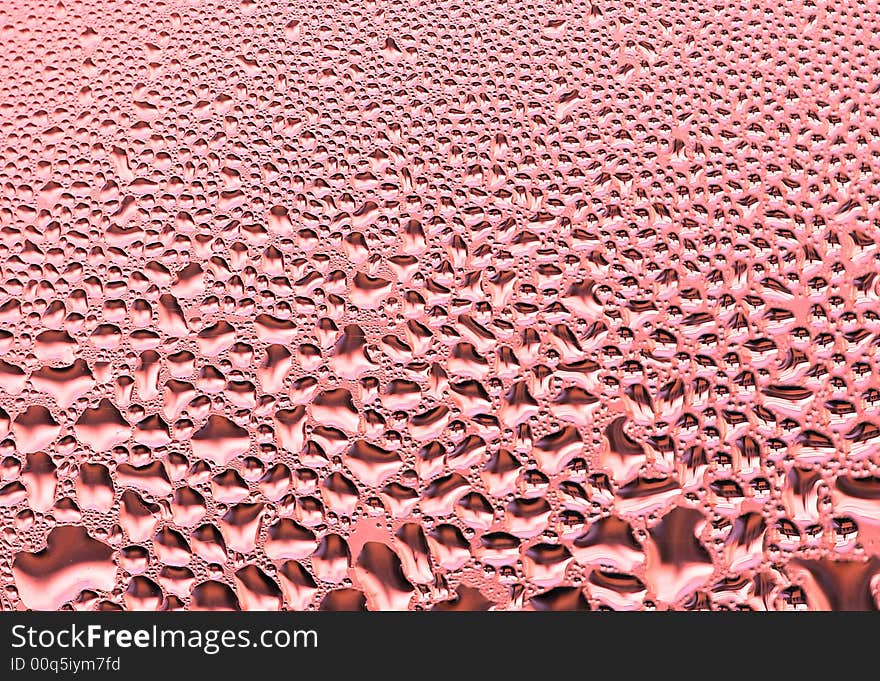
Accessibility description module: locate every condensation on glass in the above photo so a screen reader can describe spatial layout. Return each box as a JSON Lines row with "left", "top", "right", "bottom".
{"left": 0, "top": 0, "right": 878, "bottom": 611}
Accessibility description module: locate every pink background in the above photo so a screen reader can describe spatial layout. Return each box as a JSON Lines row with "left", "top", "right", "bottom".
{"left": 0, "top": 0, "right": 878, "bottom": 610}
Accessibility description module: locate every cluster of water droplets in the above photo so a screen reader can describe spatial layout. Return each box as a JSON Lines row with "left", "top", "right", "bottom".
{"left": 1, "top": 0, "right": 880, "bottom": 610}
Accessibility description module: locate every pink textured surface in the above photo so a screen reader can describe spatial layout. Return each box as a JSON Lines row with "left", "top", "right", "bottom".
{"left": 1, "top": 0, "right": 879, "bottom": 611}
